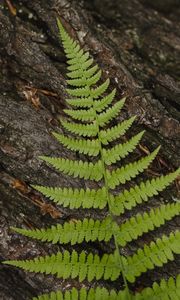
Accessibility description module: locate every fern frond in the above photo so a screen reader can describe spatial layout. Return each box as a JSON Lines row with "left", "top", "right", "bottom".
{"left": 84, "top": 64, "right": 99, "bottom": 78}
{"left": 100, "top": 116, "right": 136, "bottom": 145}
{"left": 66, "top": 86, "right": 90, "bottom": 97}
{"left": 64, "top": 42, "right": 80, "bottom": 57}
{"left": 135, "top": 275, "right": 180, "bottom": 300}
{"left": 61, "top": 120, "right": 97, "bottom": 137}
{"left": 66, "top": 47, "right": 83, "bottom": 59}
{"left": 91, "top": 79, "right": 110, "bottom": 99}
{"left": 52, "top": 132, "right": 100, "bottom": 156}
{"left": 98, "top": 98, "right": 126, "bottom": 127}
{"left": 103, "top": 131, "right": 145, "bottom": 165}
{"left": 67, "top": 70, "right": 102, "bottom": 87}
{"left": 32, "top": 275, "right": 180, "bottom": 300}
{"left": 57, "top": 20, "right": 77, "bottom": 53}
{"left": 111, "top": 169, "right": 180, "bottom": 215}
{"left": 32, "top": 286, "right": 129, "bottom": 300}
{"left": 39, "top": 156, "right": 103, "bottom": 181}
{"left": 94, "top": 89, "right": 116, "bottom": 112}
{"left": 11, "top": 216, "right": 115, "bottom": 245}
{"left": 32, "top": 185, "right": 107, "bottom": 209}
{"left": 116, "top": 202, "right": 180, "bottom": 246}
{"left": 125, "top": 230, "right": 180, "bottom": 283}
{"left": 6, "top": 231, "right": 179, "bottom": 284}
{"left": 57, "top": 20, "right": 94, "bottom": 72}
{"left": 66, "top": 77, "right": 89, "bottom": 87}
{"left": 62, "top": 37, "right": 79, "bottom": 53}
{"left": 107, "top": 146, "right": 160, "bottom": 189}
{"left": 66, "top": 97, "right": 93, "bottom": 108}
{"left": 67, "top": 58, "right": 94, "bottom": 71}
{"left": 15, "top": 202, "right": 179, "bottom": 248}
{"left": 67, "top": 64, "right": 98, "bottom": 79}
{"left": 5, "top": 19, "right": 179, "bottom": 300}
{"left": 86, "top": 70, "right": 102, "bottom": 86}
{"left": 4, "top": 250, "right": 121, "bottom": 282}
{"left": 64, "top": 107, "right": 95, "bottom": 122}
{"left": 67, "top": 51, "right": 89, "bottom": 66}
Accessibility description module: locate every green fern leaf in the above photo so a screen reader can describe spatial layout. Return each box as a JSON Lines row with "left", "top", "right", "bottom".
{"left": 66, "top": 47, "right": 83, "bottom": 59}
{"left": 103, "top": 131, "right": 144, "bottom": 165}
{"left": 111, "top": 169, "right": 180, "bottom": 215}
{"left": 11, "top": 216, "right": 114, "bottom": 245}
{"left": 66, "top": 86, "right": 90, "bottom": 97}
{"left": 4, "top": 19, "right": 180, "bottom": 300}
{"left": 98, "top": 98, "right": 126, "bottom": 127}
{"left": 67, "top": 70, "right": 102, "bottom": 87}
{"left": 91, "top": 78, "right": 110, "bottom": 98}
{"left": 100, "top": 116, "right": 136, "bottom": 145}
{"left": 39, "top": 156, "right": 103, "bottom": 181}
{"left": 3, "top": 250, "right": 121, "bottom": 282}
{"left": 125, "top": 230, "right": 180, "bottom": 283}
{"left": 66, "top": 77, "right": 89, "bottom": 87}
{"left": 12, "top": 202, "right": 180, "bottom": 250}
{"left": 32, "top": 275, "right": 180, "bottom": 300}
{"left": 135, "top": 275, "right": 180, "bottom": 300}
{"left": 64, "top": 107, "right": 95, "bottom": 122}
{"left": 86, "top": 69, "right": 102, "bottom": 86}
{"left": 61, "top": 120, "right": 98, "bottom": 137}
{"left": 107, "top": 146, "right": 160, "bottom": 189}
{"left": 61, "top": 36, "right": 78, "bottom": 53}
{"left": 116, "top": 202, "right": 180, "bottom": 246}
{"left": 66, "top": 97, "right": 93, "bottom": 108}
{"left": 57, "top": 18, "right": 72, "bottom": 40}
{"left": 67, "top": 64, "right": 98, "bottom": 79}
{"left": 67, "top": 58, "right": 94, "bottom": 71}
{"left": 32, "top": 286, "right": 129, "bottom": 300}
{"left": 31, "top": 185, "right": 107, "bottom": 209}
{"left": 57, "top": 21, "right": 77, "bottom": 56}
{"left": 67, "top": 51, "right": 90, "bottom": 66}
{"left": 85, "top": 64, "right": 100, "bottom": 78}
{"left": 94, "top": 89, "right": 116, "bottom": 112}
{"left": 64, "top": 42, "right": 80, "bottom": 57}
{"left": 52, "top": 132, "right": 100, "bottom": 156}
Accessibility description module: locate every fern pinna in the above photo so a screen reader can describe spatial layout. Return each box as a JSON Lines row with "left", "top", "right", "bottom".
{"left": 3, "top": 19, "right": 180, "bottom": 300}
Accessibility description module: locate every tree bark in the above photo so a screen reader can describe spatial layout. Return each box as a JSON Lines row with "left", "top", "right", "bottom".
{"left": 0, "top": 0, "right": 179, "bottom": 299}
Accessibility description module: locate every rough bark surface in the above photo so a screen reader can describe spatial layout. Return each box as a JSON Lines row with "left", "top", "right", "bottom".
{"left": 0, "top": 0, "right": 179, "bottom": 299}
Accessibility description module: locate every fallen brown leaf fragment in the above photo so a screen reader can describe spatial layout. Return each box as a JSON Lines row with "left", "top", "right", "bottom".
{"left": 5, "top": 0, "right": 16, "bottom": 16}
{"left": 12, "top": 179, "right": 29, "bottom": 194}
{"left": 12, "top": 178, "right": 62, "bottom": 219}
{"left": 23, "top": 88, "right": 41, "bottom": 110}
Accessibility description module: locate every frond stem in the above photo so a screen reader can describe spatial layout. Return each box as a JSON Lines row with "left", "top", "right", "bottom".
{"left": 91, "top": 89, "right": 131, "bottom": 299}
